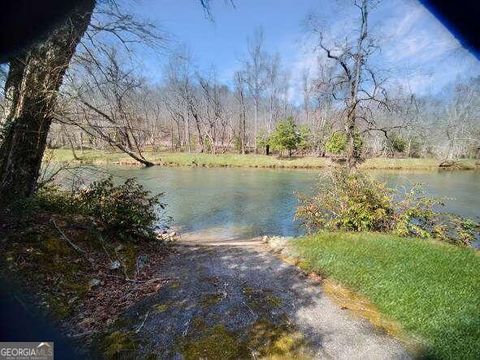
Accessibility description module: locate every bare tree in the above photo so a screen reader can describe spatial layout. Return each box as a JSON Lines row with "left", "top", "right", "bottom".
{"left": 266, "top": 53, "right": 281, "bottom": 132}
{"left": 302, "top": 69, "right": 312, "bottom": 126}
{"left": 163, "top": 49, "right": 197, "bottom": 152}
{"left": 441, "top": 78, "right": 480, "bottom": 161}
{"left": 244, "top": 29, "right": 268, "bottom": 151}
{"left": 234, "top": 71, "right": 248, "bottom": 154}
{"left": 310, "top": 0, "right": 390, "bottom": 169}
{"left": 59, "top": 48, "right": 155, "bottom": 166}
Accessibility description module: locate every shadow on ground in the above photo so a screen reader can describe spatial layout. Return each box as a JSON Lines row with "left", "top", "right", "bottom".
{"left": 95, "top": 241, "right": 410, "bottom": 359}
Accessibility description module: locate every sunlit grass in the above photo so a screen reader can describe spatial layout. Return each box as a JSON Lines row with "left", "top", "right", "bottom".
{"left": 360, "top": 157, "right": 475, "bottom": 170}
{"left": 48, "top": 148, "right": 477, "bottom": 170}
{"left": 48, "top": 149, "right": 329, "bottom": 168}
{"left": 293, "top": 232, "right": 480, "bottom": 359}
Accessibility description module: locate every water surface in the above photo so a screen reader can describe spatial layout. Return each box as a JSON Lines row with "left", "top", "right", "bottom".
{"left": 103, "top": 167, "right": 479, "bottom": 240}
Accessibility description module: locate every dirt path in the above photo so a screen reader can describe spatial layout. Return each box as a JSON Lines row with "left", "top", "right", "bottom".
{"left": 113, "top": 236, "right": 410, "bottom": 359}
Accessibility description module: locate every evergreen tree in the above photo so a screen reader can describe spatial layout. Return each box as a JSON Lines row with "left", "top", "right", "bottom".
{"left": 270, "top": 117, "right": 301, "bottom": 157}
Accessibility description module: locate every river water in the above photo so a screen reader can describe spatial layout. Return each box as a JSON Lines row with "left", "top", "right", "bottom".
{"left": 98, "top": 166, "right": 479, "bottom": 240}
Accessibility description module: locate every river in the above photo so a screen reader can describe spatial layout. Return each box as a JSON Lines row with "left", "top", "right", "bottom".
{"left": 97, "top": 166, "right": 480, "bottom": 240}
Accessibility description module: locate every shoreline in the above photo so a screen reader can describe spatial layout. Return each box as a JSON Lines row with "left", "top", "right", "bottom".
{"left": 2, "top": 211, "right": 477, "bottom": 359}
{"left": 48, "top": 149, "right": 478, "bottom": 171}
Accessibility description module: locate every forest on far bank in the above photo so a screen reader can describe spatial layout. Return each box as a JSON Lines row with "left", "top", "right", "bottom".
{"left": 2, "top": 5, "right": 475, "bottom": 166}
{"left": 43, "top": 52, "right": 479, "bottom": 162}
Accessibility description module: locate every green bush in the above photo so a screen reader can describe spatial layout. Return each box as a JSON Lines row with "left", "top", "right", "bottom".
{"left": 296, "top": 168, "right": 478, "bottom": 246}
{"left": 78, "top": 177, "right": 165, "bottom": 240}
{"left": 325, "top": 132, "right": 346, "bottom": 154}
{"left": 33, "top": 177, "right": 166, "bottom": 241}
{"left": 387, "top": 134, "right": 407, "bottom": 153}
{"left": 232, "top": 135, "right": 242, "bottom": 153}
{"left": 204, "top": 137, "right": 213, "bottom": 153}
{"left": 352, "top": 131, "right": 363, "bottom": 158}
{"left": 298, "top": 125, "right": 312, "bottom": 152}
{"left": 269, "top": 117, "right": 301, "bottom": 156}
{"left": 407, "top": 137, "right": 422, "bottom": 158}
{"left": 35, "top": 185, "right": 82, "bottom": 214}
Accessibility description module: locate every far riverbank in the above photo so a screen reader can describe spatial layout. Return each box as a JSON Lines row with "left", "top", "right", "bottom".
{"left": 49, "top": 149, "right": 478, "bottom": 171}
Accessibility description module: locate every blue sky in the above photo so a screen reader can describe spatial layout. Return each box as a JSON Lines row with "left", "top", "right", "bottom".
{"left": 127, "top": 0, "right": 480, "bottom": 98}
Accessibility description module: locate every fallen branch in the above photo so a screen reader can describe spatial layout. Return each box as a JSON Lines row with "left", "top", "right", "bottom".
{"left": 51, "top": 219, "right": 87, "bottom": 256}
{"left": 182, "top": 318, "right": 191, "bottom": 337}
{"left": 135, "top": 310, "right": 150, "bottom": 333}
{"left": 243, "top": 301, "right": 256, "bottom": 317}
{"left": 68, "top": 330, "right": 94, "bottom": 339}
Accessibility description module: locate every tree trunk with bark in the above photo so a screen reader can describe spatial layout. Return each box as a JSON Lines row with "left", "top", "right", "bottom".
{"left": 0, "top": 0, "right": 96, "bottom": 205}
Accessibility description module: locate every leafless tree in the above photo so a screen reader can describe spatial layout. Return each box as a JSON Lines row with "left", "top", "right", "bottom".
{"left": 59, "top": 48, "right": 156, "bottom": 166}
{"left": 441, "top": 78, "right": 480, "bottom": 161}
{"left": 309, "top": 0, "right": 393, "bottom": 169}
{"left": 234, "top": 71, "right": 248, "bottom": 154}
{"left": 243, "top": 28, "right": 268, "bottom": 151}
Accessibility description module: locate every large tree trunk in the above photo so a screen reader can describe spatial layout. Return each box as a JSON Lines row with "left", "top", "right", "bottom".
{"left": 0, "top": 0, "right": 95, "bottom": 205}
{"left": 345, "top": 112, "right": 358, "bottom": 170}
{"left": 344, "top": 0, "right": 368, "bottom": 171}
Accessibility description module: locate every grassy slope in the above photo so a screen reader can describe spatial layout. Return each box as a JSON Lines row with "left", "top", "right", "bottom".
{"left": 293, "top": 232, "right": 480, "bottom": 359}
{"left": 49, "top": 149, "right": 477, "bottom": 170}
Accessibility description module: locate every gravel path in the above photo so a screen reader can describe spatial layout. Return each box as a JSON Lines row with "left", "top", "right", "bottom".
{"left": 117, "top": 236, "right": 410, "bottom": 359}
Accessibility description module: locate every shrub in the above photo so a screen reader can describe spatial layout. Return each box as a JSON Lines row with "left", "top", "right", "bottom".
{"left": 204, "top": 137, "right": 213, "bottom": 153}
{"left": 233, "top": 135, "right": 242, "bottom": 153}
{"left": 296, "top": 168, "right": 478, "bottom": 246}
{"left": 78, "top": 177, "right": 165, "bottom": 240}
{"left": 296, "top": 168, "right": 394, "bottom": 232}
{"left": 26, "top": 177, "right": 167, "bottom": 241}
{"left": 387, "top": 134, "right": 407, "bottom": 153}
{"left": 352, "top": 131, "right": 363, "bottom": 158}
{"left": 325, "top": 132, "right": 346, "bottom": 154}
{"left": 269, "top": 117, "right": 301, "bottom": 157}
{"left": 35, "top": 185, "right": 82, "bottom": 214}
{"left": 298, "top": 125, "right": 312, "bottom": 152}
{"left": 407, "top": 137, "right": 422, "bottom": 158}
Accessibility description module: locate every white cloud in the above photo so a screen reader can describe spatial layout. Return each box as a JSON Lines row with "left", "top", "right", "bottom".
{"left": 287, "top": 0, "right": 480, "bottom": 98}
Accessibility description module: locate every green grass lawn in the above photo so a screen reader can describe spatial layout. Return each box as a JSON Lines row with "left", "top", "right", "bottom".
{"left": 293, "top": 232, "right": 480, "bottom": 359}
{"left": 48, "top": 148, "right": 477, "bottom": 170}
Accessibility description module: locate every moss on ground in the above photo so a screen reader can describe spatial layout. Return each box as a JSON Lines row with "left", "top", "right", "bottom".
{"left": 100, "top": 330, "right": 139, "bottom": 359}
{"left": 247, "top": 318, "right": 310, "bottom": 360}
{"left": 168, "top": 280, "right": 181, "bottom": 289}
{"left": 119, "top": 242, "right": 139, "bottom": 278}
{"left": 179, "top": 317, "right": 310, "bottom": 360}
{"left": 0, "top": 211, "right": 171, "bottom": 360}
{"left": 242, "top": 286, "right": 283, "bottom": 311}
{"left": 152, "top": 303, "right": 170, "bottom": 313}
{"left": 181, "top": 324, "right": 249, "bottom": 359}
{"left": 199, "top": 292, "right": 224, "bottom": 308}
{"left": 177, "top": 283, "right": 307, "bottom": 360}
{"left": 1, "top": 227, "right": 90, "bottom": 319}
{"left": 190, "top": 316, "right": 208, "bottom": 333}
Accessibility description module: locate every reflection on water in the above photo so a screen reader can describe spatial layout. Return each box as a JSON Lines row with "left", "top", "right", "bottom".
{"left": 92, "top": 166, "right": 479, "bottom": 240}
{"left": 107, "top": 167, "right": 314, "bottom": 239}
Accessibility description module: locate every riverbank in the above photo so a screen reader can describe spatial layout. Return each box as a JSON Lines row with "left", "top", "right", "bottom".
{"left": 280, "top": 232, "right": 480, "bottom": 359}
{"left": 48, "top": 149, "right": 478, "bottom": 170}
{"left": 3, "top": 211, "right": 477, "bottom": 358}
{"left": 0, "top": 210, "right": 173, "bottom": 356}
{"left": 0, "top": 177, "right": 176, "bottom": 357}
